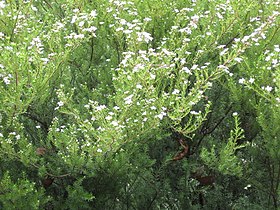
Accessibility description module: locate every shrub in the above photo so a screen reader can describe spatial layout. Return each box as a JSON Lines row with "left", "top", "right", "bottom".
{"left": 0, "top": 0, "right": 279, "bottom": 209}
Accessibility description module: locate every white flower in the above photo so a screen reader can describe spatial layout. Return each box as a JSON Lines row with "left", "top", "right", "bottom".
{"left": 144, "top": 17, "right": 152, "bottom": 22}
{"left": 162, "top": 48, "right": 173, "bottom": 55}
{"left": 191, "top": 15, "right": 199, "bottom": 22}
{"left": 96, "top": 104, "right": 106, "bottom": 111}
{"left": 182, "top": 66, "right": 191, "bottom": 74}
{"left": 220, "top": 48, "right": 228, "bottom": 56}
{"left": 124, "top": 94, "right": 133, "bottom": 105}
{"left": 90, "top": 10, "right": 97, "bottom": 18}
{"left": 0, "top": 1, "right": 6, "bottom": 9}
{"left": 189, "top": 21, "right": 198, "bottom": 29}
{"left": 234, "top": 38, "right": 241, "bottom": 43}
{"left": 150, "top": 73, "right": 156, "bottom": 80}
{"left": 105, "top": 115, "right": 112, "bottom": 121}
{"left": 190, "top": 111, "right": 199, "bottom": 115}
{"left": 3, "top": 77, "right": 10, "bottom": 85}
{"left": 73, "top": 34, "right": 85, "bottom": 39}
{"left": 97, "top": 148, "right": 103, "bottom": 153}
{"left": 217, "top": 45, "right": 226, "bottom": 49}
{"left": 274, "top": 45, "right": 280, "bottom": 52}
{"left": 0, "top": 32, "right": 4, "bottom": 39}
{"left": 249, "top": 78, "right": 255, "bottom": 84}
{"left": 218, "top": 65, "right": 229, "bottom": 71}
{"left": 119, "top": 19, "right": 127, "bottom": 25}
{"left": 111, "top": 120, "right": 119, "bottom": 126}
{"left": 272, "top": 59, "right": 278, "bottom": 65}
{"left": 41, "top": 58, "right": 49, "bottom": 64}
{"left": 242, "top": 36, "right": 250, "bottom": 43}
{"left": 191, "top": 64, "right": 198, "bottom": 70}
{"left": 113, "top": 106, "right": 120, "bottom": 110}
{"left": 234, "top": 57, "right": 243, "bottom": 63}
{"left": 156, "top": 112, "right": 166, "bottom": 120}
{"left": 57, "top": 101, "right": 64, "bottom": 107}
{"left": 232, "top": 112, "right": 238, "bottom": 116}
{"left": 244, "top": 184, "right": 251, "bottom": 190}
{"left": 136, "top": 84, "right": 143, "bottom": 89}
{"left": 179, "top": 27, "right": 192, "bottom": 34}
{"left": 172, "top": 89, "right": 180, "bottom": 95}
{"left": 136, "top": 32, "right": 153, "bottom": 43}
{"left": 73, "top": 8, "right": 79, "bottom": 13}
{"left": 239, "top": 78, "right": 245, "bottom": 84}
{"left": 78, "top": 21, "right": 85, "bottom": 27}
{"left": 265, "top": 56, "right": 271, "bottom": 61}
{"left": 31, "top": 5, "right": 38, "bottom": 11}
{"left": 264, "top": 86, "right": 273, "bottom": 92}
{"left": 217, "top": 12, "right": 223, "bottom": 19}
{"left": 55, "top": 22, "right": 64, "bottom": 30}
{"left": 116, "top": 27, "right": 124, "bottom": 32}
{"left": 71, "top": 15, "right": 77, "bottom": 23}
{"left": 133, "top": 64, "right": 145, "bottom": 72}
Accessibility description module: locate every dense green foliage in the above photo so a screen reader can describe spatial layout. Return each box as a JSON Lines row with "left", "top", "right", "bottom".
{"left": 0, "top": 0, "right": 280, "bottom": 209}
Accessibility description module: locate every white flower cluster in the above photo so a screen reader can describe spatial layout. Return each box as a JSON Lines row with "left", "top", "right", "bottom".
{"left": 0, "top": 64, "right": 12, "bottom": 85}
{"left": 0, "top": 0, "right": 6, "bottom": 15}
{"left": 136, "top": 32, "right": 153, "bottom": 43}
{"left": 28, "top": 37, "right": 44, "bottom": 54}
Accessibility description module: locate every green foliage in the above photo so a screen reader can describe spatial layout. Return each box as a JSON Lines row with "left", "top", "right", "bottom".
{"left": 0, "top": 172, "right": 47, "bottom": 210}
{"left": 65, "top": 178, "right": 94, "bottom": 210}
{"left": 201, "top": 114, "right": 245, "bottom": 177}
{"left": 0, "top": 0, "right": 279, "bottom": 209}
